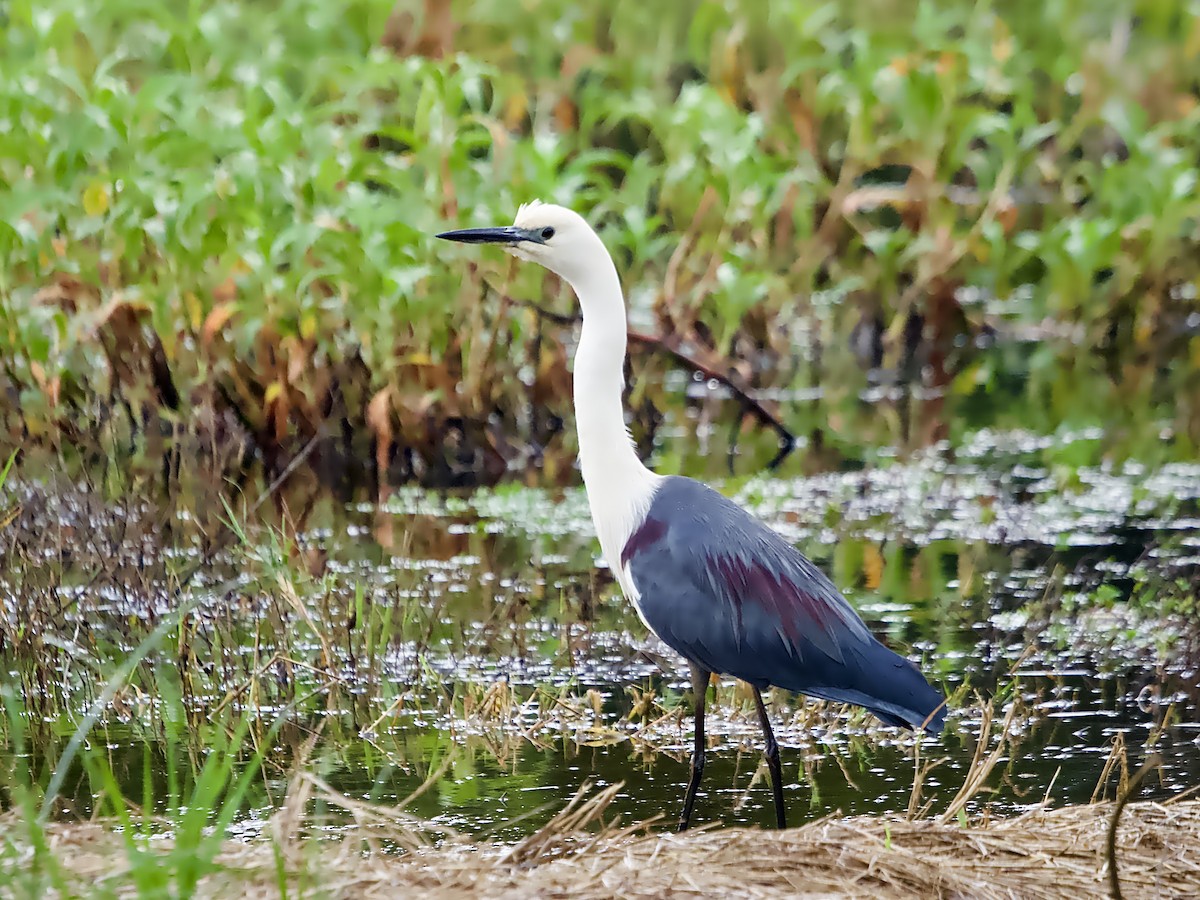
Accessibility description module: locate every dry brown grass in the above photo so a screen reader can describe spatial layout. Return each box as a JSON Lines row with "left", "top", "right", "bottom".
{"left": 6, "top": 790, "right": 1199, "bottom": 899}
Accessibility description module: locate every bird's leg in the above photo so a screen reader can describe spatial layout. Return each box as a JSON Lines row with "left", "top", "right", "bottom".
{"left": 678, "top": 662, "right": 710, "bottom": 832}
{"left": 752, "top": 687, "right": 787, "bottom": 829}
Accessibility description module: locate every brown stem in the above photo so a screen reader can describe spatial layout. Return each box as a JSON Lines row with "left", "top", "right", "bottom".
{"left": 627, "top": 329, "right": 795, "bottom": 470}
{"left": 513, "top": 298, "right": 796, "bottom": 471}
{"left": 1106, "top": 753, "right": 1162, "bottom": 900}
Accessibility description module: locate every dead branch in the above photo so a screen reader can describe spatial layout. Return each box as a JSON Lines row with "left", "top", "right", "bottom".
{"left": 515, "top": 298, "right": 796, "bottom": 471}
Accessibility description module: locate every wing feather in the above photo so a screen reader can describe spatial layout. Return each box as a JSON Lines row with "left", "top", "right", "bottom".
{"left": 623, "top": 476, "right": 946, "bottom": 733}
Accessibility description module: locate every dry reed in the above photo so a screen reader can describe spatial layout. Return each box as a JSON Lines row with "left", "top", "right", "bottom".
{"left": 6, "top": 791, "right": 1199, "bottom": 899}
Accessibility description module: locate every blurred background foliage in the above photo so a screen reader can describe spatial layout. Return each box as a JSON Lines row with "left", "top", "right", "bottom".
{"left": 1, "top": 0, "right": 1198, "bottom": 489}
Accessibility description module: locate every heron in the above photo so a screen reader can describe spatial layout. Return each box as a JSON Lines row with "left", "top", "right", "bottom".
{"left": 437, "top": 201, "right": 947, "bottom": 830}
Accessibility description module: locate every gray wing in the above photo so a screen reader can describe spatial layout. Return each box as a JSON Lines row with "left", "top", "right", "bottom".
{"left": 623, "top": 476, "right": 946, "bottom": 733}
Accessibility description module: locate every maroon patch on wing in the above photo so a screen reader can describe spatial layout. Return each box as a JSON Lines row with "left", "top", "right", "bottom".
{"left": 712, "top": 555, "right": 842, "bottom": 653}
{"left": 621, "top": 516, "right": 668, "bottom": 566}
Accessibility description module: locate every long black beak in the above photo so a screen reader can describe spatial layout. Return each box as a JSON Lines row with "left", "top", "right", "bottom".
{"left": 436, "top": 225, "right": 542, "bottom": 245}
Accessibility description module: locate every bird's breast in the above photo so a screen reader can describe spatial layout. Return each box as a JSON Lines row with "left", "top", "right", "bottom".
{"left": 582, "top": 471, "right": 664, "bottom": 629}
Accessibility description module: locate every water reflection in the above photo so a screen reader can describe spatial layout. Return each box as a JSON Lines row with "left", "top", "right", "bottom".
{"left": 310, "top": 445, "right": 1198, "bottom": 835}
{"left": 2, "top": 438, "right": 1198, "bottom": 837}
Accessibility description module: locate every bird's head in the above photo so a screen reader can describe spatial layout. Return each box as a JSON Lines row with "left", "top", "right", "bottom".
{"left": 437, "top": 200, "right": 604, "bottom": 287}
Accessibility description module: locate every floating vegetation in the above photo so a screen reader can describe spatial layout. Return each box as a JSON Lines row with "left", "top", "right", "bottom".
{"left": 1, "top": 431, "right": 1196, "bottom": 849}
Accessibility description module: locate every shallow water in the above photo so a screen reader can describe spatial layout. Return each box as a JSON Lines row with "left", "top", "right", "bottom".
{"left": 2, "top": 431, "right": 1199, "bottom": 839}
{"left": 316, "top": 439, "right": 1200, "bottom": 837}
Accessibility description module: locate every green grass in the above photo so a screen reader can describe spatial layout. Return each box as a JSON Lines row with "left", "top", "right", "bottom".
{"left": 0, "top": 0, "right": 1197, "bottom": 475}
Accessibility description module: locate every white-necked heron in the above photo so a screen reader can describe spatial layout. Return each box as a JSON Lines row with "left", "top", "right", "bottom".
{"left": 438, "top": 201, "right": 947, "bottom": 830}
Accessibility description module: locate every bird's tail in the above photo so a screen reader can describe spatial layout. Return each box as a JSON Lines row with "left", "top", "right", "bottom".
{"left": 802, "top": 638, "right": 947, "bottom": 735}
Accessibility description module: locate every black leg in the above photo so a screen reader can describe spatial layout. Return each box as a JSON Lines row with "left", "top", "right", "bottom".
{"left": 753, "top": 686, "right": 787, "bottom": 829}
{"left": 678, "top": 662, "right": 710, "bottom": 832}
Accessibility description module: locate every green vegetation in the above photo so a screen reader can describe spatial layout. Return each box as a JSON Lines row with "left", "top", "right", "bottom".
{"left": 1, "top": 1, "right": 1198, "bottom": 894}
{"left": 1, "top": 0, "right": 1198, "bottom": 481}
{"left": 2, "top": 441, "right": 1196, "bottom": 893}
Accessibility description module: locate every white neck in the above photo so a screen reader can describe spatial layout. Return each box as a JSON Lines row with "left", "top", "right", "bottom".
{"left": 565, "top": 246, "right": 662, "bottom": 575}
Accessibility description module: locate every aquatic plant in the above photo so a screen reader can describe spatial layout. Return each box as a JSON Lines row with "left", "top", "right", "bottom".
{"left": 1, "top": 0, "right": 1198, "bottom": 487}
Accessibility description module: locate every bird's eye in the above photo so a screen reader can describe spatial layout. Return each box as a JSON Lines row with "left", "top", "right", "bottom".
{"left": 540, "top": 226, "right": 556, "bottom": 241}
